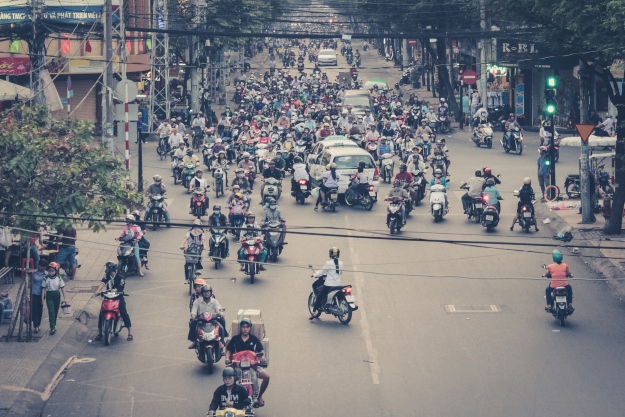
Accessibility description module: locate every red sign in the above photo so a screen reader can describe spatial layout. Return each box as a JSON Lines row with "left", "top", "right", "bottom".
{"left": 407, "top": 39, "right": 417, "bottom": 47}
{"left": 574, "top": 124, "right": 596, "bottom": 144}
{"left": 462, "top": 69, "right": 478, "bottom": 85}
{"left": 0, "top": 57, "right": 30, "bottom": 75}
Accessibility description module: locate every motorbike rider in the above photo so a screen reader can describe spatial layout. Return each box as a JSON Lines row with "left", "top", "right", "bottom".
{"left": 118, "top": 215, "right": 144, "bottom": 276}
{"left": 231, "top": 168, "right": 251, "bottom": 191}
{"left": 225, "top": 318, "right": 270, "bottom": 408}
{"left": 310, "top": 247, "right": 343, "bottom": 317}
{"left": 430, "top": 140, "right": 450, "bottom": 175}
{"left": 188, "top": 284, "right": 227, "bottom": 351}
{"left": 237, "top": 213, "right": 268, "bottom": 271}
{"left": 415, "top": 119, "right": 433, "bottom": 141}
{"left": 145, "top": 175, "right": 171, "bottom": 224}
{"left": 315, "top": 163, "right": 340, "bottom": 210}
{"left": 472, "top": 104, "right": 488, "bottom": 127}
{"left": 318, "top": 122, "right": 333, "bottom": 140}
{"left": 377, "top": 137, "right": 393, "bottom": 166}
{"left": 503, "top": 113, "right": 521, "bottom": 149}
{"left": 207, "top": 368, "right": 253, "bottom": 416}
{"left": 261, "top": 197, "right": 287, "bottom": 243}
{"left": 183, "top": 148, "right": 200, "bottom": 166}
{"left": 544, "top": 250, "right": 574, "bottom": 312}
{"left": 387, "top": 179, "right": 410, "bottom": 224}
{"left": 228, "top": 186, "right": 249, "bottom": 208}
{"left": 211, "top": 151, "right": 229, "bottom": 184}
{"left": 429, "top": 168, "right": 448, "bottom": 187}
{"left": 237, "top": 152, "right": 256, "bottom": 176}
{"left": 482, "top": 178, "right": 503, "bottom": 212}
{"left": 261, "top": 160, "right": 283, "bottom": 203}
{"left": 510, "top": 178, "right": 539, "bottom": 231}
{"left": 208, "top": 205, "right": 230, "bottom": 257}
{"left": 460, "top": 169, "right": 486, "bottom": 214}
{"left": 363, "top": 108, "right": 374, "bottom": 126}
{"left": 482, "top": 166, "right": 501, "bottom": 189}
{"left": 180, "top": 219, "right": 206, "bottom": 271}
{"left": 188, "top": 170, "right": 209, "bottom": 213}
{"left": 93, "top": 262, "right": 133, "bottom": 341}
{"left": 172, "top": 142, "right": 187, "bottom": 160}
{"left": 291, "top": 156, "right": 310, "bottom": 194}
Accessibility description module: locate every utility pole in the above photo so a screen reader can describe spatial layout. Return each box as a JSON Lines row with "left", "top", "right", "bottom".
{"left": 104, "top": 0, "right": 114, "bottom": 149}
{"left": 30, "top": 0, "right": 46, "bottom": 106}
{"left": 189, "top": 0, "right": 201, "bottom": 113}
{"left": 402, "top": 38, "right": 409, "bottom": 69}
{"left": 479, "top": 0, "right": 487, "bottom": 108}
{"left": 149, "top": 0, "right": 170, "bottom": 131}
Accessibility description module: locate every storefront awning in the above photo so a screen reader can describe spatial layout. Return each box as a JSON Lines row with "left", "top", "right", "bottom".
{"left": 0, "top": 79, "right": 33, "bottom": 101}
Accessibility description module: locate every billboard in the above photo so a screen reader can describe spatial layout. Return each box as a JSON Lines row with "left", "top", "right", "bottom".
{"left": 42, "top": 0, "right": 105, "bottom": 24}
{"left": 0, "top": 0, "right": 30, "bottom": 24}
{"left": 0, "top": 57, "right": 31, "bottom": 75}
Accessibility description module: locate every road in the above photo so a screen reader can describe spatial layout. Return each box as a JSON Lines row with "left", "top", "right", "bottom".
{"left": 42, "top": 42, "right": 625, "bottom": 417}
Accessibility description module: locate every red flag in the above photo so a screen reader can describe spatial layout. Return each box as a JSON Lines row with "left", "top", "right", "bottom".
{"left": 126, "top": 40, "right": 132, "bottom": 54}
{"left": 62, "top": 36, "right": 70, "bottom": 53}
{"left": 85, "top": 40, "right": 92, "bottom": 53}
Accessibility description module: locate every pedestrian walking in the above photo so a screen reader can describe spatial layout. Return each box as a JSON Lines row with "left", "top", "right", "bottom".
{"left": 31, "top": 260, "right": 48, "bottom": 333}
{"left": 42, "top": 263, "right": 66, "bottom": 335}
{"left": 537, "top": 146, "right": 550, "bottom": 201}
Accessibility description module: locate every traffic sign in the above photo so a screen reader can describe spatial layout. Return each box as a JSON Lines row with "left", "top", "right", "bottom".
{"left": 574, "top": 123, "right": 596, "bottom": 144}
{"left": 115, "top": 78, "right": 138, "bottom": 101}
{"left": 462, "top": 69, "right": 477, "bottom": 85}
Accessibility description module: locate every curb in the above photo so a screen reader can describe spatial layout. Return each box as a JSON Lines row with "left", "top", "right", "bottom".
{"left": 536, "top": 203, "right": 625, "bottom": 300}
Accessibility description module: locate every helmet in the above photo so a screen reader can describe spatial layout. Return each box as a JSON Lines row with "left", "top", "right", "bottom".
{"left": 240, "top": 318, "right": 253, "bottom": 327}
{"left": 399, "top": 163, "right": 407, "bottom": 171}
{"left": 125, "top": 215, "right": 135, "bottom": 222}
{"left": 186, "top": 149, "right": 193, "bottom": 155}
{"left": 434, "top": 169, "right": 442, "bottom": 176}
{"left": 246, "top": 212, "right": 256, "bottom": 219}
{"left": 329, "top": 247, "right": 340, "bottom": 258}
{"left": 524, "top": 177, "right": 532, "bottom": 185}
{"left": 294, "top": 156, "right": 303, "bottom": 163}
{"left": 242, "top": 152, "right": 251, "bottom": 158}
{"left": 358, "top": 161, "right": 366, "bottom": 168}
{"left": 483, "top": 167, "right": 492, "bottom": 176}
{"left": 153, "top": 174, "right": 162, "bottom": 182}
{"left": 552, "top": 250, "right": 563, "bottom": 263}
{"left": 509, "top": 113, "right": 515, "bottom": 118}
{"left": 486, "top": 178, "right": 495, "bottom": 186}
{"left": 475, "top": 169, "right": 482, "bottom": 177}
{"left": 193, "top": 219, "right": 202, "bottom": 226}
{"left": 213, "top": 205, "right": 221, "bottom": 211}
{"left": 194, "top": 278, "right": 205, "bottom": 286}
{"left": 235, "top": 192, "right": 243, "bottom": 199}
{"left": 232, "top": 184, "right": 241, "bottom": 190}
{"left": 201, "top": 284, "right": 212, "bottom": 293}
{"left": 216, "top": 138, "right": 222, "bottom": 143}
{"left": 266, "top": 197, "right": 276, "bottom": 205}
{"left": 48, "top": 262, "right": 60, "bottom": 270}
{"left": 131, "top": 209, "right": 140, "bottom": 217}
{"left": 222, "top": 368, "right": 237, "bottom": 378}
{"left": 393, "top": 179, "right": 400, "bottom": 187}
{"left": 105, "top": 261, "right": 117, "bottom": 272}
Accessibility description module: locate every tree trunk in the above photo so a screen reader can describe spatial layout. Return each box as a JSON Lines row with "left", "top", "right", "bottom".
{"left": 427, "top": 41, "right": 460, "bottom": 121}
{"left": 604, "top": 102, "right": 625, "bottom": 234}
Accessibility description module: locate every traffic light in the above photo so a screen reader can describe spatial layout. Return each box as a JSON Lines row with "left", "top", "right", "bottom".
{"left": 545, "top": 157, "right": 551, "bottom": 166}
{"left": 545, "top": 75, "right": 558, "bottom": 115}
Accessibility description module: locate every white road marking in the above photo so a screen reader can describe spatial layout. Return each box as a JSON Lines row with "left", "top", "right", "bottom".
{"left": 345, "top": 215, "right": 380, "bottom": 385}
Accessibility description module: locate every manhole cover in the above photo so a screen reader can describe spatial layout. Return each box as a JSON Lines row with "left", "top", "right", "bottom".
{"left": 444, "top": 305, "right": 501, "bottom": 313}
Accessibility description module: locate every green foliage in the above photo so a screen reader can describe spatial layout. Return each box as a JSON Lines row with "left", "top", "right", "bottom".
{"left": 0, "top": 106, "right": 143, "bottom": 232}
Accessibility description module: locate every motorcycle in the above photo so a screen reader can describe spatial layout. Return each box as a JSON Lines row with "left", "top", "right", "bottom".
{"left": 117, "top": 230, "right": 139, "bottom": 278}
{"left": 230, "top": 350, "right": 263, "bottom": 414}
{"left": 183, "top": 243, "right": 202, "bottom": 295}
{"left": 514, "top": 190, "right": 536, "bottom": 232}
{"left": 239, "top": 237, "right": 263, "bottom": 283}
{"left": 419, "top": 135, "right": 432, "bottom": 161}
{"left": 321, "top": 187, "right": 339, "bottom": 212}
{"left": 182, "top": 163, "right": 196, "bottom": 189}
{"left": 399, "top": 70, "right": 410, "bottom": 86}
{"left": 365, "top": 138, "right": 378, "bottom": 161}
{"left": 146, "top": 194, "right": 166, "bottom": 231}
{"left": 564, "top": 174, "right": 581, "bottom": 199}
{"left": 213, "top": 167, "right": 225, "bottom": 198}
{"left": 437, "top": 113, "right": 450, "bottom": 134}
{"left": 229, "top": 204, "right": 246, "bottom": 239}
{"left": 355, "top": 55, "right": 361, "bottom": 68}
{"left": 97, "top": 290, "right": 127, "bottom": 346}
{"left": 192, "top": 126, "right": 203, "bottom": 151}
{"left": 598, "top": 165, "right": 614, "bottom": 197}
{"left": 411, "top": 169, "right": 428, "bottom": 205}
{"left": 543, "top": 279, "right": 573, "bottom": 327}
{"left": 295, "top": 140, "right": 308, "bottom": 160}
{"left": 344, "top": 178, "right": 374, "bottom": 210}
{"left": 350, "top": 133, "right": 364, "bottom": 148}
{"left": 293, "top": 178, "right": 310, "bottom": 204}
{"left": 431, "top": 153, "right": 448, "bottom": 177}
{"left": 308, "top": 275, "right": 358, "bottom": 324}
{"left": 472, "top": 122, "right": 494, "bottom": 148}
{"left": 264, "top": 220, "right": 285, "bottom": 262}
{"left": 380, "top": 153, "right": 394, "bottom": 183}
{"left": 191, "top": 188, "right": 208, "bottom": 218}
{"left": 346, "top": 54, "right": 353, "bottom": 65}
{"left": 480, "top": 193, "right": 500, "bottom": 231}
{"left": 157, "top": 137, "right": 168, "bottom": 160}
{"left": 429, "top": 184, "right": 448, "bottom": 222}
{"left": 195, "top": 311, "right": 225, "bottom": 373}
{"left": 385, "top": 196, "right": 405, "bottom": 234}
{"left": 209, "top": 228, "right": 228, "bottom": 269}
{"left": 468, "top": 196, "right": 484, "bottom": 223}
{"left": 501, "top": 126, "right": 523, "bottom": 155}
{"left": 172, "top": 157, "right": 184, "bottom": 185}
{"left": 202, "top": 143, "right": 214, "bottom": 167}
{"left": 262, "top": 178, "right": 281, "bottom": 205}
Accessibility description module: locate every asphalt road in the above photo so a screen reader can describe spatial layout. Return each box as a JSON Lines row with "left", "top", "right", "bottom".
{"left": 42, "top": 43, "right": 625, "bottom": 417}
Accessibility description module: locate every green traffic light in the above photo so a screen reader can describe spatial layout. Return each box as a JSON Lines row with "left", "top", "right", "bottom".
{"left": 546, "top": 76, "right": 557, "bottom": 88}
{"left": 545, "top": 159, "right": 551, "bottom": 166}
{"left": 546, "top": 104, "right": 556, "bottom": 114}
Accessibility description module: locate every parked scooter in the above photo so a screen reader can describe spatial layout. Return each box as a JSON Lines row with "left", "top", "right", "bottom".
{"left": 97, "top": 290, "right": 127, "bottom": 346}
{"left": 308, "top": 274, "right": 358, "bottom": 324}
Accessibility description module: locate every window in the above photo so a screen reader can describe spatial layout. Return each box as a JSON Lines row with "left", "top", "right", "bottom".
{"left": 333, "top": 155, "right": 375, "bottom": 170}
{"left": 343, "top": 95, "right": 371, "bottom": 108}
{"left": 320, "top": 153, "right": 331, "bottom": 166}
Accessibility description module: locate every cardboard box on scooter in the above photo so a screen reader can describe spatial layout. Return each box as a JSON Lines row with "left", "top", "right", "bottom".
{"left": 261, "top": 337, "right": 269, "bottom": 366}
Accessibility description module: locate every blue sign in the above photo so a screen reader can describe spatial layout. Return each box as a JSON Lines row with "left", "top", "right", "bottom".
{"left": 0, "top": 6, "right": 31, "bottom": 24}
{"left": 42, "top": 6, "right": 103, "bottom": 24}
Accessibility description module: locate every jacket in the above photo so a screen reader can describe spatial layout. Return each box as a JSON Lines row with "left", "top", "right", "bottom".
{"left": 208, "top": 384, "right": 252, "bottom": 411}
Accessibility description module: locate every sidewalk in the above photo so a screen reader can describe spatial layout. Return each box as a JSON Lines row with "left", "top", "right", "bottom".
{"left": 536, "top": 199, "right": 625, "bottom": 297}
{"left": 0, "top": 226, "right": 120, "bottom": 417}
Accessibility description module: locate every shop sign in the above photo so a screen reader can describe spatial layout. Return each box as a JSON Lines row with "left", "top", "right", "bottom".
{"left": 0, "top": 6, "right": 30, "bottom": 24}
{"left": 487, "top": 64, "right": 508, "bottom": 75}
{"left": 0, "top": 57, "right": 30, "bottom": 75}
{"left": 69, "top": 57, "right": 105, "bottom": 74}
{"left": 516, "top": 74, "right": 525, "bottom": 118}
{"left": 42, "top": 5, "right": 103, "bottom": 24}
{"left": 498, "top": 39, "right": 539, "bottom": 64}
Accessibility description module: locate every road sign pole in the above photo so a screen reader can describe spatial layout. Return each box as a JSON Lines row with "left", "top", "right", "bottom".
{"left": 575, "top": 123, "right": 597, "bottom": 223}
{"left": 550, "top": 114, "right": 556, "bottom": 194}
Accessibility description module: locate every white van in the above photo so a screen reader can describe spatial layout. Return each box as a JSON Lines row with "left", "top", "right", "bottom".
{"left": 308, "top": 146, "right": 380, "bottom": 200}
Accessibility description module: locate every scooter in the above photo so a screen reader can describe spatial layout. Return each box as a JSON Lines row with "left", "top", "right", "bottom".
{"left": 146, "top": 194, "right": 166, "bottom": 231}
{"left": 182, "top": 163, "right": 196, "bottom": 189}
{"left": 264, "top": 220, "right": 285, "bottom": 262}
{"left": 501, "top": 126, "right": 523, "bottom": 155}
{"left": 293, "top": 178, "right": 310, "bottom": 204}
{"left": 513, "top": 190, "right": 536, "bottom": 232}
{"left": 262, "top": 178, "right": 282, "bottom": 205}
{"left": 229, "top": 204, "right": 246, "bottom": 240}
{"left": 183, "top": 243, "right": 202, "bottom": 295}
{"left": 321, "top": 187, "right": 339, "bottom": 212}
{"left": 172, "top": 157, "right": 184, "bottom": 185}
{"left": 209, "top": 228, "right": 228, "bottom": 269}
{"left": 213, "top": 167, "right": 225, "bottom": 198}
{"left": 117, "top": 230, "right": 139, "bottom": 278}
{"left": 365, "top": 138, "right": 378, "bottom": 160}
{"left": 97, "top": 290, "right": 126, "bottom": 346}
{"left": 429, "top": 184, "right": 448, "bottom": 222}
{"left": 344, "top": 179, "right": 374, "bottom": 211}
{"left": 564, "top": 174, "right": 581, "bottom": 199}
{"left": 231, "top": 350, "right": 263, "bottom": 413}
{"left": 308, "top": 275, "right": 358, "bottom": 324}
{"left": 385, "top": 196, "right": 405, "bottom": 235}
{"left": 239, "top": 237, "right": 263, "bottom": 283}
{"left": 195, "top": 311, "right": 225, "bottom": 373}
{"left": 480, "top": 193, "right": 500, "bottom": 231}
{"left": 191, "top": 188, "right": 208, "bottom": 218}
{"left": 380, "top": 153, "right": 394, "bottom": 183}
{"left": 472, "top": 122, "right": 494, "bottom": 148}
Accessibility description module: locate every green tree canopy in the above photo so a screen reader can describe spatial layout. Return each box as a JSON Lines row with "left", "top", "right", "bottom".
{"left": 0, "top": 107, "right": 142, "bottom": 232}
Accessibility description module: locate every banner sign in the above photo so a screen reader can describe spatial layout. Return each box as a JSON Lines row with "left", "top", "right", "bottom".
{"left": 42, "top": 6, "right": 103, "bottom": 24}
{"left": 0, "top": 57, "right": 31, "bottom": 75}
{"left": 0, "top": 6, "right": 30, "bottom": 24}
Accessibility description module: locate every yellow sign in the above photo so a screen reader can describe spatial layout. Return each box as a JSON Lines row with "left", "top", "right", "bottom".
{"left": 69, "top": 57, "right": 105, "bottom": 74}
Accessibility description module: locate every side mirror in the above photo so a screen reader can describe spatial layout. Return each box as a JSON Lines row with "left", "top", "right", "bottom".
{"left": 513, "top": 190, "right": 519, "bottom": 196}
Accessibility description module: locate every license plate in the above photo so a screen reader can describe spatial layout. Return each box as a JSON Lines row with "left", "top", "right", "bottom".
{"left": 474, "top": 203, "right": 482, "bottom": 208}
{"left": 485, "top": 215, "right": 494, "bottom": 221}
{"left": 369, "top": 191, "right": 376, "bottom": 196}
{"left": 300, "top": 185, "right": 307, "bottom": 190}
{"left": 556, "top": 296, "right": 566, "bottom": 303}
{"left": 153, "top": 209, "right": 158, "bottom": 213}
{"left": 345, "top": 295, "right": 355, "bottom": 302}
{"left": 523, "top": 212, "right": 532, "bottom": 218}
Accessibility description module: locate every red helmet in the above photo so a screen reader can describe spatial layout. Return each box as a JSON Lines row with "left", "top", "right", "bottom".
{"left": 483, "top": 167, "right": 492, "bottom": 176}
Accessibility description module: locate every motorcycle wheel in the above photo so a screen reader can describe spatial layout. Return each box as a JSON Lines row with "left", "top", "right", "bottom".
{"left": 475, "top": 212, "right": 481, "bottom": 224}
{"left": 296, "top": 194, "right": 304, "bottom": 204}
{"left": 308, "top": 292, "right": 321, "bottom": 318}
{"left": 249, "top": 267, "right": 255, "bottom": 284}
{"left": 174, "top": 173, "right": 179, "bottom": 185}
{"left": 104, "top": 319, "right": 113, "bottom": 346}
{"left": 524, "top": 222, "right": 531, "bottom": 233}
{"left": 151, "top": 213, "right": 157, "bottom": 231}
{"left": 434, "top": 213, "right": 442, "bottom": 223}
{"left": 188, "top": 264, "right": 195, "bottom": 295}
{"left": 603, "top": 184, "right": 614, "bottom": 198}
{"left": 343, "top": 192, "right": 354, "bottom": 207}
{"left": 363, "top": 195, "right": 373, "bottom": 211}
{"left": 486, "top": 225, "right": 493, "bottom": 232}
{"left": 270, "top": 248, "right": 278, "bottom": 262}
{"left": 486, "top": 138, "right": 492, "bottom": 149}
{"left": 389, "top": 218, "right": 396, "bottom": 235}
{"left": 558, "top": 309, "right": 566, "bottom": 327}
{"left": 159, "top": 149, "right": 164, "bottom": 161}
{"left": 206, "top": 347, "right": 214, "bottom": 374}
{"left": 336, "top": 298, "right": 353, "bottom": 324}
{"left": 474, "top": 137, "right": 480, "bottom": 147}
{"left": 554, "top": 150, "right": 560, "bottom": 163}
{"left": 516, "top": 142, "right": 523, "bottom": 155}
{"left": 565, "top": 183, "right": 581, "bottom": 199}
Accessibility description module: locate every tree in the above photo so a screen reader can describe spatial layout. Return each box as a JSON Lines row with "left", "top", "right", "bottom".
{"left": 0, "top": 107, "right": 143, "bottom": 232}
{"left": 487, "top": 0, "right": 625, "bottom": 234}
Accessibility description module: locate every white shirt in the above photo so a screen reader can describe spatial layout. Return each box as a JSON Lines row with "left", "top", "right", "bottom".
{"left": 314, "top": 259, "right": 343, "bottom": 287}
{"left": 603, "top": 117, "right": 614, "bottom": 132}
{"left": 169, "top": 133, "right": 183, "bottom": 147}
{"left": 356, "top": 172, "right": 369, "bottom": 184}
{"left": 292, "top": 163, "right": 309, "bottom": 181}
{"left": 323, "top": 170, "right": 340, "bottom": 188}
{"left": 190, "top": 177, "right": 208, "bottom": 189}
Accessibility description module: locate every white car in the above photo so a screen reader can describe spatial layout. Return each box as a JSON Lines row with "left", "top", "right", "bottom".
{"left": 317, "top": 49, "right": 338, "bottom": 66}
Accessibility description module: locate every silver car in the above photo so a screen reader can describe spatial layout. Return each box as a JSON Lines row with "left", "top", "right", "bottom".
{"left": 317, "top": 49, "right": 337, "bottom": 66}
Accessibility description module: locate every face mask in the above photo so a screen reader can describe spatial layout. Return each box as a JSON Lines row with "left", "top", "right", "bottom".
{"left": 213, "top": 211, "right": 220, "bottom": 215}
{"left": 269, "top": 205, "right": 277, "bottom": 210}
